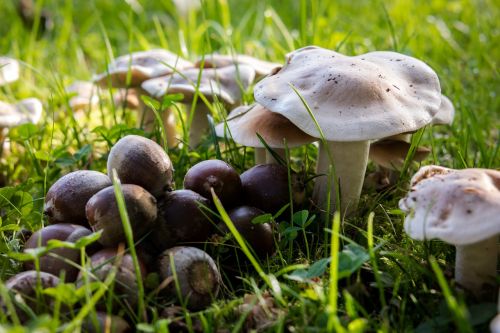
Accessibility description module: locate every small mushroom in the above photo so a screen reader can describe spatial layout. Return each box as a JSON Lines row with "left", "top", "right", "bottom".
{"left": 254, "top": 46, "right": 442, "bottom": 215}
{"left": 399, "top": 165, "right": 500, "bottom": 299}
{"left": 157, "top": 246, "right": 221, "bottom": 310}
{"left": 240, "top": 164, "right": 294, "bottom": 216}
{"left": 86, "top": 184, "right": 157, "bottom": 247}
{"left": 141, "top": 64, "right": 255, "bottom": 146}
{"left": 107, "top": 134, "right": 173, "bottom": 197}
{"left": 145, "top": 189, "right": 213, "bottom": 254}
{"left": 183, "top": 159, "right": 242, "bottom": 207}
{"left": 215, "top": 103, "right": 316, "bottom": 164}
{"left": 24, "top": 224, "right": 94, "bottom": 282}
{"left": 65, "top": 81, "right": 100, "bottom": 114}
{"left": 221, "top": 206, "right": 275, "bottom": 258}
{"left": 44, "top": 170, "right": 112, "bottom": 226}
{"left": 79, "top": 248, "right": 146, "bottom": 308}
{"left": 113, "top": 88, "right": 141, "bottom": 110}
{"left": 196, "top": 53, "right": 281, "bottom": 80}
{"left": 0, "top": 98, "right": 43, "bottom": 144}
{"left": 4, "top": 271, "right": 59, "bottom": 322}
{"left": 82, "top": 312, "right": 131, "bottom": 333}
{"left": 0, "top": 57, "right": 20, "bottom": 86}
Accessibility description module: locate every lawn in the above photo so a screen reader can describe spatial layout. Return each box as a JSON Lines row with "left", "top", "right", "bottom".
{"left": 0, "top": 0, "right": 498, "bottom": 332}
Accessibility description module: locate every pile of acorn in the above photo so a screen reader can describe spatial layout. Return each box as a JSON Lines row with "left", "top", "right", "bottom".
{"left": 5, "top": 134, "right": 299, "bottom": 327}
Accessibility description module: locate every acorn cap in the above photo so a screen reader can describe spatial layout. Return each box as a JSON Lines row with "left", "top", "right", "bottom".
{"left": 254, "top": 45, "right": 442, "bottom": 141}
{"left": 141, "top": 64, "right": 255, "bottom": 106}
{"left": 94, "top": 49, "right": 194, "bottom": 87}
{"left": 0, "top": 57, "right": 20, "bottom": 86}
{"left": 215, "top": 103, "right": 316, "bottom": 148}
{"left": 0, "top": 98, "right": 42, "bottom": 128}
{"left": 399, "top": 165, "right": 500, "bottom": 245}
{"left": 196, "top": 53, "right": 281, "bottom": 79}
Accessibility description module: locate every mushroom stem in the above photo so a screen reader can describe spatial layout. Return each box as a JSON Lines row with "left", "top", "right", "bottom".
{"left": 313, "top": 140, "right": 369, "bottom": 216}
{"left": 266, "top": 148, "right": 285, "bottom": 164}
{"left": 254, "top": 148, "right": 266, "bottom": 165}
{"left": 454, "top": 236, "right": 498, "bottom": 298}
{"left": 186, "top": 103, "right": 210, "bottom": 147}
{"left": 140, "top": 105, "right": 177, "bottom": 148}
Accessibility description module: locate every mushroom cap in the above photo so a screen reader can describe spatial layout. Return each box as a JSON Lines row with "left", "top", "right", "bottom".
{"left": 369, "top": 139, "right": 430, "bottom": 170}
{"left": 113, "top": 88, "right": 141, "bottom": 110}
{"left": 431, "top": 94, "right": 455, "bottom": 125}
{"left": 0, "top": 57, "right": 20, "bottom": 86}
{"left": 0, "top": 98, "right": 43, "bottom": 128}
{"left": 94, "top": 49, "right": 194, "bottom": 88}
{"left": 195, "top": 53, "right": 281, "bottom": 78}
{"left": 254, "top": 46, "right": 442, "bottom": 141}
{"left": 215, "top": 103, "right": 316, "bottom": 148}
{"left": 399, "top": 165, "right": 500, "bottom": 245}
{"left": 65, "top": 81, "right": 100, "bottom": 112}
{"left": 141, "top": 64, "right": 255, "bottom": 106}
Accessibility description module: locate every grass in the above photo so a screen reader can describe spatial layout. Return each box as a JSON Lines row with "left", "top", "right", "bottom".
{"left": 0, "top": 0, "right": 499, "bottom": 332}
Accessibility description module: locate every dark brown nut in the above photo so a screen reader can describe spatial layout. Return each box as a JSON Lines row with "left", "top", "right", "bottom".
{"left": 157, "top": 246, "right": 221, "bottom": 310}
{"left": 107, "top": 135, "right": 174, "bottom": 197}
{"left": 240, "top": 164, "right": 291, "bottom": 215}
{"left": 4, "top": 271, "right": 60, "bottom": 322}
{"left": 183, "top": 159, "right": 242, "bottom": 207}
{"left": 222, "top": 206, "right": 275, "bottom": 258}
{"left": 146, "top": 190, "right": 213, "bottom": 255}
{"left": 44, "top": 170, "right": 111, "bottom": 226}
{"left": 86, "top": 184, "right": 157, "bottom": 247}
{"left": 78, "top": 248, "right": 146, "bottom": 308}
{"left": 24, "top": 224, "right": 93, "bottom": 282}
{"left": 82, "top": 312, "right": 131, "bottom": 333}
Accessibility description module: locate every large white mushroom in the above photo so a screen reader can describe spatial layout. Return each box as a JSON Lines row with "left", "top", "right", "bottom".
{"left": 254, "top": 45, "right": 442, "bottom": 215}
{"left": 94, "top": 49, "right": 194, "bottom": 147}
{"left": 215, "top": 103, "right": 316, "bottom": 164}
{"left": 0, "top": 57, "right": 20, "bottom": 86}
{"left": 142, "top": 65, "right": 255, "bottom": 147}
{"left": 399, "top": 165, "right": 500, "bottom": 299}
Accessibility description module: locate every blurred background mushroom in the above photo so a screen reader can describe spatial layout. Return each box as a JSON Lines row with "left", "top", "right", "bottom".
{"left": 0, "top": 57, "right": 20, "bottom": 86}
{"left": 196, "top": 53, "right": 280, "bottom": 80}
{"left": 142, "top": 64, "right": 255, "bottom": 147}
{"left": 64, "top": 81, "right": 101, "bottom": 117}
{"left": 400, "top": 165, "right": 500, "bottom": 300}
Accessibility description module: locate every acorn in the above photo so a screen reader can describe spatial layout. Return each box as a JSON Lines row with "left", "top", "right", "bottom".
{"left": 183, "top": 159, "right": 242, "bottom": 207}
{"left": 157, "top": 246, "right": 221, "bottom": 310}
{"left": 107, "top": 135, "right": 174, "bottom": 197}
{"left": 86, "top": 184, "right": 157, "bottom": 247}
{"left": 145, "top": 190, "right": 213, "bottom": 255}
{"left": 44, "top": 170, "right": 111, "bottom": 226}
{"left": 24, "top": 224, "right": 95, "bottom": 282}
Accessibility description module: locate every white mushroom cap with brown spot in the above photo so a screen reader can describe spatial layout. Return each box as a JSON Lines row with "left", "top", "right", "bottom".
{"left": 94, "top": 49, "right": 194, "bottom": 88}
{"left": 0, "top": 57, "right": 20, "bottom": 86}
{"left": 254, "top": 46, "right": 442, "bottom": 141}
{"left": 0, "top": 98, "right": 43, "bottom": 127}
{"left": 215, "top": 103, "right": 316, "bottom": 148}
{"left": 399, "top": 165, "right": 500, "bottom": 245}
{"left": 431, "top": 94, "right": 455, "bottom": 125}
{"left": 141, "top": 65, "right": 255, "bottom": 106}
{"left": 196, "top": 54, "right": 281, "bottom": 79}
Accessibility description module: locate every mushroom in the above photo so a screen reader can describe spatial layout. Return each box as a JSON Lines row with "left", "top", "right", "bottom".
{"left": 94, "top": 49, "right": 194, "bottom": 147}
{"left": 399, "top": 165, "right": 500, "bottom": 299}
{"left": 215, "top": 103, "right": 316, "bottom": 164}
{"left": 24, "top": 224, "right": 94, "bottom": 282}
{"left": 183, "top": 159, "right": 242, "bottom": 208}
{"left": 113, "top": 88, "right": 141, "bottom": 110}
{"left": 0, "top": 57, "right": 20, "bottom": 86}
{"left": 145, "top": 189, "right": 213, "bottom": 255}
{"left": 141, "top": 64, "right": 255, "bottom": 146}
{"left": 64, "top": 81, "right": 100, "bottom": 114}
{"left": 0, "top": 98, "right": 43, "bottom": 144}
{"left": 157, "top": 246, "right": 221, "bottom": 310}
{"left": 196, "top": 53, "right": 281, "bottom": 80}
{"left": 86, "top": 184, "right": 157, "bottom": 247}
{"left": 107, "top": 134, "right": 174, "bottom": 197}
{"left": 44, "top": 170, "right": 112, "bottom": 226}
{"left": 254, "top": 46, "right": 442, "bottom": 215}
